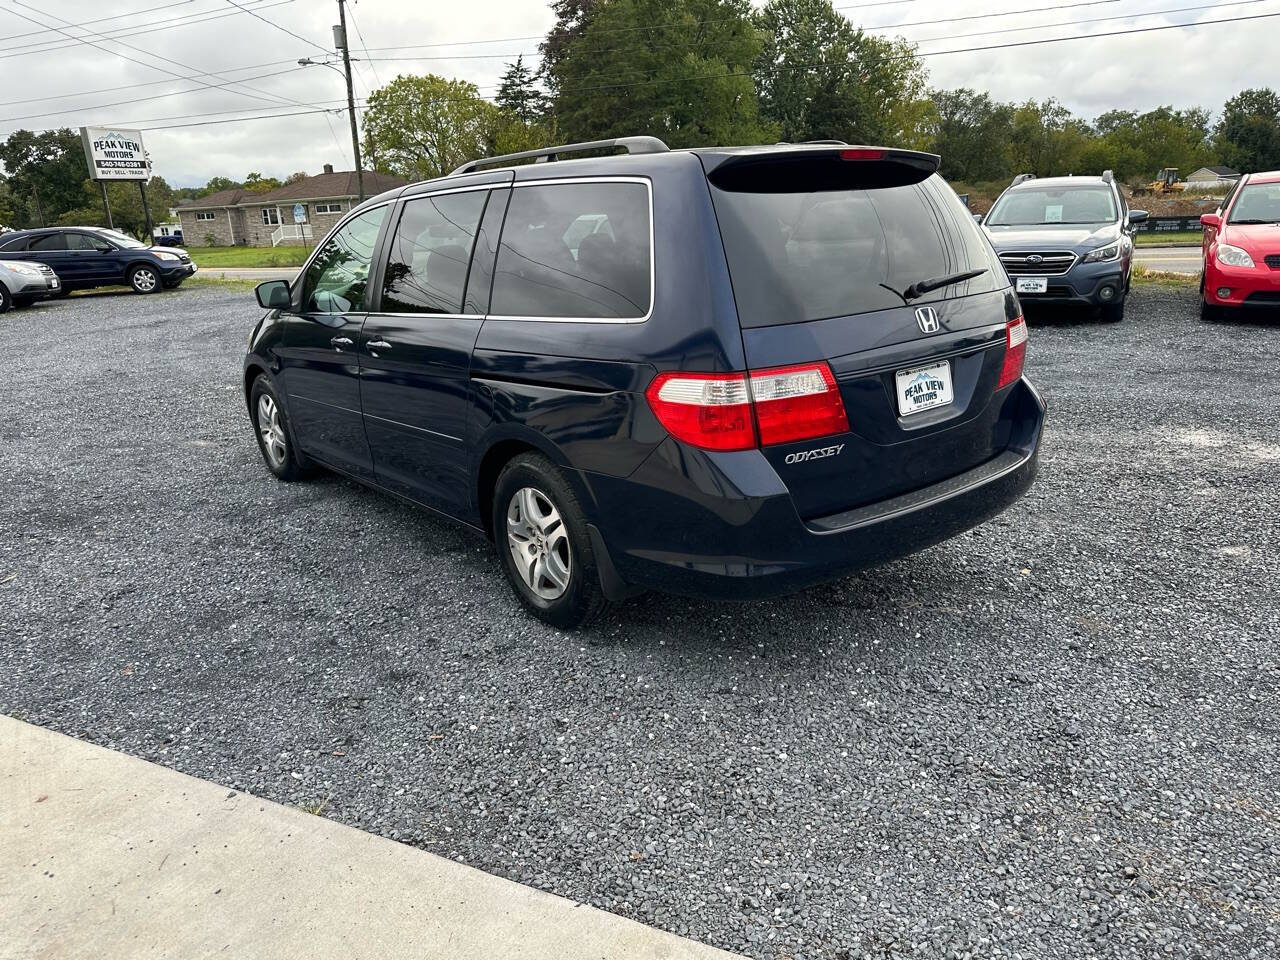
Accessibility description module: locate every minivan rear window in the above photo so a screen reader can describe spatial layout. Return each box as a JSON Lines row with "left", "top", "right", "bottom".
{"left": 491, "top": 181, "right": 651, "bottom": 319}
{"left": 711, "top": 176, "right": 1002, "bottom": 328}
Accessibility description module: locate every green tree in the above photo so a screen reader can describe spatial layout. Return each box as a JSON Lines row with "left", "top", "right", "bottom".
{"left": 284, "top": 170, "right": 309, "bottom": 185}
{"left": 497, "top": 55, "right": 547, "bottom": 124}
{"left": 539, "top": 0, "right": 603, "bottom": 91}
{"left": 754, "top": 0, "right": 928, "bottom": 146}
{"left": 1007, "top": 99, "right": 1091, "bottom": 177}
{"left": 1215, "top": 88, "right": 1280, "bottom": 173}
{"left": 361, "top": 74, "right": 498, "bottom": 180}
{"left": 201, "top": 176, "right": 241, "bottom": 196}
{"left": 57, "top": 175, "right": 176, "bottom": 240}
{"left": 0, "top": 128, "right": 90, "bottom": 227}
{"left": 927, "top": 88, "right": 1015, "bottom": 181}
{"left": 243, "top": 172, "right": 282, "bottom": 193}
{"left": 1090, "top": 106, "right": 1212, "bottom": 181}
{"left": 551, "top": 0, "right": 774, "bottom": 147}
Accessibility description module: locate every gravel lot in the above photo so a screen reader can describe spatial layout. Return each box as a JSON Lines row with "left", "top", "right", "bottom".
{"left": 2, "top": 283, "right": 1277, "bottom": 959}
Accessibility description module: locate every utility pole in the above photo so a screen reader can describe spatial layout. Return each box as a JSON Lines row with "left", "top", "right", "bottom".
{"left": 334, "top": 0, "right": 364, "bottom": 202}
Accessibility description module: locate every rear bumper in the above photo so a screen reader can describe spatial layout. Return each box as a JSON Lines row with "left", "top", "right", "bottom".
{"left": 584, "top": 378, "right": 1046, "bottom": 600}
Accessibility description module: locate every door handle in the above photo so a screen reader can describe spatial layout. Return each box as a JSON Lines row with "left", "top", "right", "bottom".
{"left": 330, "top": 336, "right": 353, "bottom": 349}
{"left": 366, "top": 339, "right": 392, "bottom": 350}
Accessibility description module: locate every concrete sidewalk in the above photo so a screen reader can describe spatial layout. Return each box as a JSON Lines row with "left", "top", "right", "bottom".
{"left": 0, "top": 716, "right": 742, "bottom": 960}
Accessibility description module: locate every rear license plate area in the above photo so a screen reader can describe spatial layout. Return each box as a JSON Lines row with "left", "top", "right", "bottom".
{"left": 895, "top": 360, "right": 954, "bottom": 417}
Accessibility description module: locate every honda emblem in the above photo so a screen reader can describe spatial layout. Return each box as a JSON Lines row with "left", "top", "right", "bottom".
{"left": 915, "top": 306, "right": 940, "bottom": 334}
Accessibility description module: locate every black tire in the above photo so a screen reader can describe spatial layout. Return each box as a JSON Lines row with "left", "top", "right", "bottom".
{"left": 1200, "top": 297, "right": 1222, "bottom": 322}
{"left": 249, "top": 375, "right": 311, "bottom": 481}
{"left": 13, "top": 296, "right": 36, "bottom": 309}
{"left": 1100, "top": 297, "right": 1125, "bottom": 322}
{"left": 128, "top": 264, "right": 161, "bottom": 294}
{"left": 492, "top": 452, "right": 611, "bottom": 630}
{"left": 47, "top": 285, "right": 70, "bottom": 299}
{"left": 164, "top": 279, "right": 185, "bottom": 290}
{"left": 0, "top": 284, "right": 10, "bottom": 313}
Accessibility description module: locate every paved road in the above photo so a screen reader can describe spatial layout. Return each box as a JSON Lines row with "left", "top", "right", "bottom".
{"left": 1134, "top": 244, "right": 1201, "bottom": 274}
{"left": 1, "top": 285, "right": 1277, "bottom": 959}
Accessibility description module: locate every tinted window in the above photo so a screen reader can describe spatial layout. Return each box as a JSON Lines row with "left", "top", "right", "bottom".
{"left": 491, "top": 181, "right": 651, "bottom": 319}
{"left": 1227, "top": 182, "right": 1280, "bottom": 223}
{"left": 302, "top": 206, "right": 387, "bottom": 313}
{"left": 30, "top": 233, "right": 66, "bottom": 251}
{"left": 712, "top": 175, "right": 1002, "bottom": 328}
{"left": 0, "top": 235, "right": 27, "bottom": 251}
{"left": 987, "top": 185, "right": 1117, "bottom": 225}
{"left": 381, "top": 191, "right": 487, "bottom": 314}
{"left": 66, "top": 233, "right": 102, "bottom": 251}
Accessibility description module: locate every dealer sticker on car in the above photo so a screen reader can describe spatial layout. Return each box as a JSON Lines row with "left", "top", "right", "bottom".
{"left": 1015, "top": 276, "right": 1048, "bottom": 294}
{"left": 895, "top": 360, "right": 954, "bottom": 416}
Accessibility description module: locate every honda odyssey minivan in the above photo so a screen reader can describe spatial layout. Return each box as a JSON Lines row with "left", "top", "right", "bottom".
{"left": 244, "top": 138, "right": 1045, "bottom": 628}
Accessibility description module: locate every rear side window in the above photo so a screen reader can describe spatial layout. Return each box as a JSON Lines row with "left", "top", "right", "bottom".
{"left": 0, "top": 235, "right": 27, "bottom": 251}
{"left": 381, "top": 191, "right": 488, "bottom": 314}
{"left": 30, "top": 233, "right": 67, "bottom": 251}
{"left": 491, "top": 180, "right": 651, "bottom": 319}
{"left": 712, "top": 175, "right": 1002, "bottom": 328}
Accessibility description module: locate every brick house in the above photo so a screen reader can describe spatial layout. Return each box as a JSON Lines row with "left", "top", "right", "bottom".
{"left": 176, "top": 165, "right": 407, "bottom": 247}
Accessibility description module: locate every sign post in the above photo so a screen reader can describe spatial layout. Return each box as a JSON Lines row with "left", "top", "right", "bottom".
{"left": 79, "top": 126, "right": 151, "bottom": 238}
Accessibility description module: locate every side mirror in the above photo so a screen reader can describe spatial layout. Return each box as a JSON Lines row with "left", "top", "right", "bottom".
{"left": 972, "top": 213, "right": 984, "bottom": 224}
{"left": 256, "top": 279, "right": 291, "bottom": 310}
{"left": 1200, "top": 213, "right": 1222, "bottom": 229}
{"left": 96, "top": 244, "right": 113, "bottom": 253}
{"left": 1128, "top": 210, "right": 1148, "bottom": 223}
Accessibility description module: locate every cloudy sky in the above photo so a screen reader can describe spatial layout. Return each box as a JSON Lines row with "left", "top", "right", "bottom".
{"left": 1, "top": 0, "right": 1273, "bottom": 186}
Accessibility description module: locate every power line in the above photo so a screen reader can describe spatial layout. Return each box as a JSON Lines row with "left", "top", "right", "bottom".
{"left": 0, "top": 0, "right": 299, "bottom": 61}
{"left": 0, "top": 0, "right": 194, "bottom": 44}
{"left": 3, "top": 57, "right": 295, "bottom": 108}
{"left": 221, "top": 0, "right": 329, "bottom": 54}
{"left": 345, "top": 0, "right": 383, "bottom": 88}
{"left": 0, "top": 65, "right": 310, "bottom": 124}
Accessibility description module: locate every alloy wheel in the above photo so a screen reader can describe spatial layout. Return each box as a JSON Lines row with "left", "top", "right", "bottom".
{"left": 506, "top": 486, "right": 571, "bottom": 600}
{"left": 256, "top": 393, "right": 287, "bottom": 468}
{"left": 133, "top": 268, "right": 157, "bottom": 292}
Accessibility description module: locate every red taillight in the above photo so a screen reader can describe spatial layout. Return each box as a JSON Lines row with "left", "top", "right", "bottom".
{"left": 644, "top": 371, "right": 756, "bottom": 451}
{"left": 996, "top": 315, "right": 1027, "bottom": 390}
{"left": 840, "top": 148, "right": 884, "bottom": 161}
{"left": 644, "top": 362, "right": 848, "bottom": 452}
{"left": 749, "top": 362, "right": 849, "bottom": 446}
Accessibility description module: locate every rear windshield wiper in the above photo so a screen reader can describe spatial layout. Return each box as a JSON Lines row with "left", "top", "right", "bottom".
{"left": 882, "top": 268, "right": 988, "bottom": 304}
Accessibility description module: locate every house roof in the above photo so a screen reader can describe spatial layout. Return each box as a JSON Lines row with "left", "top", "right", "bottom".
{"left": 1190, "top": 165, "right": 1240, "bottom": 178}
{"left": 177, "top": 171, "right": 409, "bottom": 211}
{"left": 180, "top": 187, "right": 249, "bottom": 210}
{"left": 247, "top": 170, "right": 408, "bottom": 204}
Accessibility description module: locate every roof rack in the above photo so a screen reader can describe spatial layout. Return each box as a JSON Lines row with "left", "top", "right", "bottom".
{"left": 451, "top": 136, "right": 670, "bottom": 176}
{"left": 1010, "top": 173, "right": 1036, "bottom": 187}
{"left": 1101, "top": 169, "right": 1114, "bottom": 183}
{"left": 773, "top": 140, "right": 851, "bottom": 146}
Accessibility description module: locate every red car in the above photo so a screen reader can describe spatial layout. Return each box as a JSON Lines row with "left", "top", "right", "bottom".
{"left": 1200, "top": 170, "right": 1280, "bottom": 320}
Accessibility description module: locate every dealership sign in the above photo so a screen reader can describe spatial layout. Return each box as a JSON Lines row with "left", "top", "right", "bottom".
{"left": 79, "top": 126, "right": 150, "bottom": 181}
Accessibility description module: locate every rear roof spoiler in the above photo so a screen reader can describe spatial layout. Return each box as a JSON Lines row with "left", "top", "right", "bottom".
{"left": 705, "top": 145, "right": 941, "bottom": 192}
{"left": 451, "top": 136, "right": 669, "bottom": 176}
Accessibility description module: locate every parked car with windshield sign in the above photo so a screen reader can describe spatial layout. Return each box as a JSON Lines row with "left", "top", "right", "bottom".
{"left": 0, "top": 226, "right": 196, "bottom": 295}
{"left": 1199, "top": 170, "right": 1280, "bottom": 320}
{"left": 243, "top": 138, "right": 1045, "bottom": 628}
{"left": 981, "top": 172, "right": 1147, "bottom": 322}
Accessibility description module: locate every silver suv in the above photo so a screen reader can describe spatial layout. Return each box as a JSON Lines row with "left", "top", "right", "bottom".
{"left": 0, "top": 256, "right": 60, "bottom": 312}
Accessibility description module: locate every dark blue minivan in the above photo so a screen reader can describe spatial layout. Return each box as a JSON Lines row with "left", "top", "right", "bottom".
{"left": 245, "top": 139, "right": 1045, "bottom": 628}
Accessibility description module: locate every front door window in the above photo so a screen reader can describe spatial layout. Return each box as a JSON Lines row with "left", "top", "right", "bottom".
{"left": 301, "top": 207, "right": 387, "bottom": 313}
